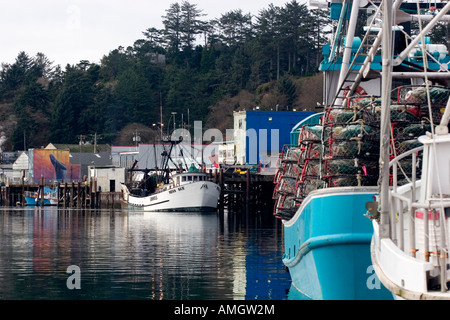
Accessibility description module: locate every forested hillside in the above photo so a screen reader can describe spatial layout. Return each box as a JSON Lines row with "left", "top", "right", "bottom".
{"left": 0, "top": 1, "right": 330, "bottom": 152}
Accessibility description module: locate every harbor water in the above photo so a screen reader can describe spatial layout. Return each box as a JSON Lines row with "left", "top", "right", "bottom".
{"left": 0, "top": 207, "right": 291, "bottom": 300}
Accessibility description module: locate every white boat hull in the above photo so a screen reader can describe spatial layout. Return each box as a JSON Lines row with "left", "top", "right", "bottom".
{"left": 121, "top": 181, "right": 221, "bottom": 212}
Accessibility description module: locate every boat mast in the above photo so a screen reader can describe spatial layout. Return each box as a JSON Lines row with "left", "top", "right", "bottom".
{"left": 379, "top": 0, "right": 394, "bottom": 239}
{"left": 336, "top": 0, "right": 361, "bottom": 103}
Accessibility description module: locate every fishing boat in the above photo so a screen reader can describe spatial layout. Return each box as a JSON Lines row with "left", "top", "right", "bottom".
{"left": 274, "top": 0, "right": 393, "bottom": 299}
{"left": 274, "top": 0, "right": 449, "bottom": 299}
{"left": 366, "top": 0, "right": 450, "bottom": 300}
{"left": 24, "top": 187, "right": 58, "bottom": 206}
{"left": 121, "top": 138, "right": 221, "bottom": 212}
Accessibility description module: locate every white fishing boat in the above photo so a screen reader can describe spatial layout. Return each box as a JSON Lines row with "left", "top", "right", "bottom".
{"left": 367, "top": 0, "right": 450, "bottom": 299}
{"left": 121, "top": 138, "right": 221, "bottom": 212}
{"left": 122, "top": 171, "right": 221, "bottom": 212}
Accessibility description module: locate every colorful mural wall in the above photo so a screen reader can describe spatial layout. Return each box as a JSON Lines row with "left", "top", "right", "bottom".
{"left": 29, "top": 149, "right": 81, "bottom": 183}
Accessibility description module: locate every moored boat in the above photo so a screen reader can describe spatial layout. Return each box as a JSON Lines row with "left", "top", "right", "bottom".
{"left": 282, "top": 186, "right": 392, "bottom": 299}
{"left": 274, "top": 0, "right": 449, "bottom": 299}
{"left": 24, "top": 187, "right": 58, "bottom": 206}
{"left": 121, "top": 171, "right": 221, "bottom": 212}
{"left": 121, "top": 138, "right": 221, "bottom": 212}
{"left": 367, "top": 0, "right": 450, "bottom": 300}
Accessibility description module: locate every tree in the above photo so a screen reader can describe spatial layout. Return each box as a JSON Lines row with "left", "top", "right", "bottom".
{"left": 100, "top": 47, "right": 134, "bottom": 80}
{"left": 142, "top": 27, "right": 166, "bottom": 49}
{"left": 34, "top": 52, "right": 55, "bottom": 79}
{"left": 0, "top": 52, "right": 35, "bottom": 96}
{"left": 162, "top": 2, "right": 182, "bottom": 56}
{"left": 179, "top": 1, "right": 206, "bottom": 51}
{"left": 213, "top": 10, "right": 253, "bottom": 47}
{"left": 277, "top": 75, "right": 297, "bottom": 107}
{"left": 309, "top": 9, "right": 331, "bottom": 68}
{"left": 50, "top": 64, "right": 98, "bottom": 143}
{"left": 12, "top": 81, "right": 51, "bottom": 149}
{"left": 255, "top": 4, "right": 283, "bottom": 81}
{"left": 162, "top": 1, "right": 207, "bottom": 65}
{"left": 114, "top": 66, "right": 155, "bottom": 126}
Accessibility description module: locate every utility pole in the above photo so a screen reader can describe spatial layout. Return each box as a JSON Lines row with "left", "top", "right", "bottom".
{"left": 171, "top": 112, "right": 177, "bottom": 133}
{"left": 133, "top": 129, "right": 141, "bottom": 150}
{"left": 78, "top": 135, "right": 85, "bottom": 152}
{"left": 160, "top": 92, "right": 163, "bottom": 140}
{"left": 94, "top": 133, "right": 97, "bottom": 154}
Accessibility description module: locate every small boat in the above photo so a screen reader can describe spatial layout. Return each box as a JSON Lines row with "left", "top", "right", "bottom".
{"left": 24, "top": 187, "right": 58, "bottom": 206}
{"left": 367, "top": 0, "right": 450, "bottom": 300}
{"left": 121, "top": 138, "right": 221, "bottom": 212}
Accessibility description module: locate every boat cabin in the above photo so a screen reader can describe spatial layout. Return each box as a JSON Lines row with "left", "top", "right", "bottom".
{"left": 173, "top": 172, "right": 208, "bottom": 187}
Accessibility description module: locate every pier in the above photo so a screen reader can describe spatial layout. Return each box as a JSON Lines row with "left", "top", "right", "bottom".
{"left": 212, "top": 166, "right": 275, "bottom": 213}
{"left": 0, "top": 165, "right": 276, "bottom": 212}
{"left": 0, "top": 179, "right": 121, "bottom": 209}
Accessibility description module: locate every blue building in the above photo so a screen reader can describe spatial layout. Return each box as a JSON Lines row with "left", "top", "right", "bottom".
{"left": 233, "top": 110, "right": 315, "bottom": 167}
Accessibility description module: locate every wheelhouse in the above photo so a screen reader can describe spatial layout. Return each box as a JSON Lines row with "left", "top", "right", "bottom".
{"left": 173, "top": 173, "right": 209, "bottom": 187}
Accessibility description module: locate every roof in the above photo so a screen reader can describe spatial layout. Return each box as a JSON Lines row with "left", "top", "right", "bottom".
{"left": 69, "top": 153, "right": 112, "bottom": 166}
{"left": 49, "top": 143, "right": 111, "bottom": 153}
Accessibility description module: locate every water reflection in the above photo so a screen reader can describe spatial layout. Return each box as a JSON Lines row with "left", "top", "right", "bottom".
{"left": 0, "top": 207, "right": 290, "bottom": 300}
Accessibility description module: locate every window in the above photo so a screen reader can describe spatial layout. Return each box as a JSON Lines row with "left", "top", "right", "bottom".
{"left": 182, "top": 177, "right": 187, "bottom": 182}
{"left": 188, "top": 176, "right": 192, "bottom": 181}
{"left": 194, "top": 176, "right": 198, "bottom": 182}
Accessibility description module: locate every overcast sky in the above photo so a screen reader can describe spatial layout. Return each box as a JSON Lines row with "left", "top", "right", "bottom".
{"left": 1, "top": 0, "right": 292, "bottom": 68}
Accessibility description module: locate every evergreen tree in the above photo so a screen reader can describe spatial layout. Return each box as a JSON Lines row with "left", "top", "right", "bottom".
{"left": 12, "top": 81, "right": 50, "bottom": 149}
{"left": 50, "top": 64, "right": 97, "bottom": 143}
{"left": 214, "top": 10, "right": 253, "bottom": 47}
{"left": 179, "top": 1, "right": 206, "bottom": 52}
{"left": 255, "top": 4, "right": 283, "bottom": 81}
{"left": 162, "top": 2, "right": 182, "bottom": 57}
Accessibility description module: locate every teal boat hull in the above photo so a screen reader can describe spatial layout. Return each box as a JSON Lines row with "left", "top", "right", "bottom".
{"left": 283, "top": 187, "right": 393, "bottom": 300}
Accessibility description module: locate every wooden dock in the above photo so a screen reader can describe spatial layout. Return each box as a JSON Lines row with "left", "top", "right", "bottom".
{"left": 210, "top": 166, "right": 276, "bottom": 213}
{"left": 0, "top": 180, "right": 121, "bottom": 209}
{"left": 0, "top": 166, "right": 276, "bottom": 212}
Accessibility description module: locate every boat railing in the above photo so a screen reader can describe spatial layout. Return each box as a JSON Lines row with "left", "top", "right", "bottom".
{"left": 389, "top": 146, "right": 423, "bottom": 255}
{"left": 389, "top": 144, "right": 450, "bottom": 293}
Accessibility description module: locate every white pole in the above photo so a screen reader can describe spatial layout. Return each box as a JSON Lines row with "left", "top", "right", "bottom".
{"left": 379, "top": 0, "right": 394, "bottom": 239}
{"left": 336, "top": 0, "right": 361, "bottom": 100}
